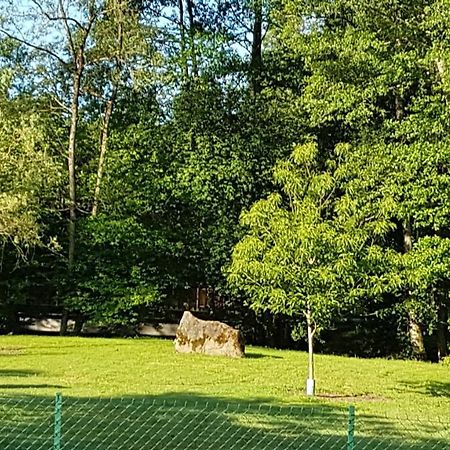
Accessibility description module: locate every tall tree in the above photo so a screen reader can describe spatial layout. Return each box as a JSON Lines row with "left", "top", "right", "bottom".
{"left": 0, "top": 0, "right": 100, "bottom": 272}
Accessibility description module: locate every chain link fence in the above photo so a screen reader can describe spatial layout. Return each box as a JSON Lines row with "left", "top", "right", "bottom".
{"left": 0, "top": 394, "right": 448, "bottom": 449}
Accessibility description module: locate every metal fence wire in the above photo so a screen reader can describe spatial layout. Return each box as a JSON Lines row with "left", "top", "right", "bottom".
{"left": 0, "top": 394, "right": 448, "bottom": 450}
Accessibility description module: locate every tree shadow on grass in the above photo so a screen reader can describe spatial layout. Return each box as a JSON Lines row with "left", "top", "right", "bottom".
{"left": 0, "top": 384, "right": 66, "bottom": 389}
{"left": 399, "top": 380, "right": 450, "bottom": 398}
{"left": 0, "top": 392, "right": 449, "bottom": 450}
{"left": 244, "top": 353, "right": 282, "bottom": 359}
{"left": 0, "top": 370, "right": 41, "bottom": 377}
{"left": 0, "top": 370, "right": 64, "bottom": 391}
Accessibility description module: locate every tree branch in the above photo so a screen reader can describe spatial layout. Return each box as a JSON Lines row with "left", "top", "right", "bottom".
{"left": 0, "top": 28, "right": 68, "bottom": 67}
{"left": 57, "top": 0, "right": 76, "bottom": 57}
{"left": 30, "top": 0, "right": 86, "bottom": 31}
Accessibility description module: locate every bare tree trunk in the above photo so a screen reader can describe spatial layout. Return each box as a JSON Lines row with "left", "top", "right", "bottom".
{"left": 250, "top": 0, "right": 263, "bottom": 95}
{"left": 403, "top": 221, "right": 427, "bottom": 359}
{"left": 306, "top": 308, "right": 315, "bottom": 396}
{"left": 186, "top": 0, "right": 198, "bottom": 78}
{"left": 92, "top": 86, "right": 117, "bottom": 216}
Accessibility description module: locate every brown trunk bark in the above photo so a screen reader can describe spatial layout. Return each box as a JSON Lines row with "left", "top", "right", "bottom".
{"left": 403, "top": 222, "right": 427, "bottom": 360}
{"left": 250, "top": 0, "right": 263, "bottom": 95}
{"left": 92, "top": 86, "right": 116, "bottom": 216}
{"left": 186, "top": 0, "right": 198, "bottom": 78}
{"left": 437, "top": 302, "right": 448, "bottom": 360}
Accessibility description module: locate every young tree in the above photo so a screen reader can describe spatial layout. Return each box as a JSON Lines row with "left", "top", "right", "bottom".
{"left": 228, "top": 143, "right": 361, "bottom": 394}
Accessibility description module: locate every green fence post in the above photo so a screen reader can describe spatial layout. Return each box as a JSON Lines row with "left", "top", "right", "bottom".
{"left": 347, "top": 405, "right": 355, "bottom": 450}
{"left": 54, "top": 392, "right": 62, "bottom": 450}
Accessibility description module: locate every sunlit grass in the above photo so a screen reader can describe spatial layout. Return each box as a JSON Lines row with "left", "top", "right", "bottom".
{"left": 0, "top": 335, "right": 448, "bottom": 420}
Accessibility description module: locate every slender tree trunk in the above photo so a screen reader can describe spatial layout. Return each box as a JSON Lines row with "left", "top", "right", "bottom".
{"left": 403, "top": 221, "right": 427, "bottom": 359}
{"left": 250, "top": 0, "right": 263, "bottom": 95}
{"left": 306, "top": 308, "right": 315, "bottom": 396}
{"left": 68, "top": 64, "right": 83, "bottom": 269}
{"left": 437, "top": 301, "right": 448, "bottom": 360}
{"left": 186, "top": 0, "right": 198, "bottom": 78}
{"left": 179, "top": 0, "right": 189, "bottom": 79}
{"left": 92, "top": 86, "right": 117, "bottom": 217}
{"left": 64, "top": 59, "right": 83, "bottom": 336}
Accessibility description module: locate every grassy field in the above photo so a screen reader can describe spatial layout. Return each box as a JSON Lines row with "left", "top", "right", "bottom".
{"left": 0, "top": 335, "right": 449, "bottom": 449}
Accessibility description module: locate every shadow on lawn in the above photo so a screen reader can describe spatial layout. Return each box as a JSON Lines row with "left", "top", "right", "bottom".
{"left": 0, "top": 384, "right": 66, "bottom": 390}
{"left": 399, "top": 380, "right": 450, "bottom": 398}
{"left": 0, "top": 370, "right": 64, "bottom": 390}
{"left": 0, "top": 369, "right": 41, "bottom": 377}
{"left": 0, "top": 392, "right": 449, "bottom": 450}
{"left": 244, "top": 353, "right": 283, "bottom": 359}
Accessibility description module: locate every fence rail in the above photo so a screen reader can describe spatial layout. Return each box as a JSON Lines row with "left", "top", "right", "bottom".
{"left": 0, "top": 394, "right": 448, "bottom": 449}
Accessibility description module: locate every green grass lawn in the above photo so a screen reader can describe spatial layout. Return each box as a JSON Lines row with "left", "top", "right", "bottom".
{"left": 0, "top": 335, "right": 449, "bottom": 449}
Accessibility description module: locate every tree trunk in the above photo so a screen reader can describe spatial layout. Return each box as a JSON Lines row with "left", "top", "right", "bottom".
{"left": 437, "top": 302, "right": 448, "bottom": 360}
{"left": 395, "top": 95, "right": 404, "bottom": 121}
{"left": 403, "top": 221, "right": 427, "bottom": 360}
{"left": 65, "top": 58, "right": 84, "bottom": 337}
{"left": 306, "top": 309, "right": 315, "bottom": 396}
{"left": 408, "top": 316, "right": 426, "bottom": 360}
{"left": 74, "top": 318, "right": 84, "bottom": 335}
{"left": 178, "top": 0, "right": 189, "bottom": 79}
{"left": 186, "top": 0, "right": 198, "bottom": 78}
{"left": 68, "top": 64, "right": 83, "bottom": 269}
{"left": 60, "top": 310, "right": 69, "bottom": 336}
{"left": 92, "top": 86, "right": 116, "bottom": 216}
{"left": 250, "top": 0, "right": 263, "bottom": 95}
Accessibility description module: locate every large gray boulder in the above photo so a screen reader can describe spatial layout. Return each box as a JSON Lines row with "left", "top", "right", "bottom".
{"left": 174, "top": 311, "right": 245, "bottom": 358}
